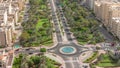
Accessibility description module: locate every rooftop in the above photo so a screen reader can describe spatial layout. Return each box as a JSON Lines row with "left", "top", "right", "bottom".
{"left": 0, "top": 9, "right": 6, "bottom": 15}
{"left": 112, "top": 17, "right": 120, "bottom": 23}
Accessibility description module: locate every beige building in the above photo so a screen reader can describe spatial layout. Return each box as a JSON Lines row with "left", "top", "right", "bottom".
{"left": 94, "top": 1, "right": 120, "bottom": 26}
{"left": 111, "top": 18, "right": 120, "bottom": 39}
{"left": 85, "top": 0, "right": 95, "bottom": 9}
{"left": 11, "top": 0, "right": 25, "bottom": 11}
{"left": 0, "top": 11, "right": 13, "bottom": 46}
{"left": 94, "top": 0, "right": 120, "bottom": 40}
{"left": 0, "top": 26, "right": 13, "bottom": 47}
{"left": 0, "top": 0, "right": 25, "bottom": 47}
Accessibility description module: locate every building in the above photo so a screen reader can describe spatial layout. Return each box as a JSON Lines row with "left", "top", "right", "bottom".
{"left": 0, "top": 49, "right": 14, "bottom": 68}
{"left": 93, "top": 0, "right": 120, "bottom": 40}
{"left": 85, "top": 0, "right": 95, "bottom": 9}
{"left": 110, "top": 18, "right": 120, "bottom": 39}
{"left": 0, "top": 0, "right": 25, "bottom": 47}
{"left": 109, "top": 49, "right": 120, "bottom": 59}
{"left": 84, "top": 0, "right": 117, "bottom": 10}
{"left": 12, "top": 0, "right": 25, "bottom": 11}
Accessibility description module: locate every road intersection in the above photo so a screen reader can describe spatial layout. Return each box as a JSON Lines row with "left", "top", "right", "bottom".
{"left": 14, "top": 0, "right": 120, "bottom": 68}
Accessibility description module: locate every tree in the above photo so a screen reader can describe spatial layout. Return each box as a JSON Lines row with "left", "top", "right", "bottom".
{"left": 20, "top": 31, "right": 30, "bottom": 44}
{"left": 40, "top": 48, "right": 47, "bottom": 52}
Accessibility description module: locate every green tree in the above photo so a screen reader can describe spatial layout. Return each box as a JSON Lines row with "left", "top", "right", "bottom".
{"left": 40, "top": 48, "right": 47, "bottom": 52}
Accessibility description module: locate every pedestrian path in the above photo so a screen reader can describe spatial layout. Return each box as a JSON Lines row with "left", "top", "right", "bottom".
{"left": 65, "top": 57, "right": 79, "bottom": 63}
{"left": 45, "top": 53, "right": 65, "bottom": 68}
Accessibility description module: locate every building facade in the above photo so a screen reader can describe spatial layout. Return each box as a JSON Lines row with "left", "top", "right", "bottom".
{"left": 0, "top": 0, "right": 25, "bottom": 47}
{"left": 93, "top": 0, "right": 120, "bottom": 40}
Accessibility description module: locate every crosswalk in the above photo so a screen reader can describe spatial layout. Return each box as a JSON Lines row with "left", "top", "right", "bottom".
{"left": 65, "top": 60, "right": 78, "bottom": 63}
{"left": 64, "top": 57, "right": 90, "bottom": 68}
{"left": 64, "top": 57, "right": 79, "bottom": 63}
{"left": 64, "top": 57, "right": 81, "bottom": 68}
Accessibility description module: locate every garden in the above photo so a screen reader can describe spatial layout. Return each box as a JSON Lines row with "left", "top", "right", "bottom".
{"left": 96, "top": 54, "right": 120, "bottom": 67}
{"left": 90, "top": 53, "right": 120, "bottom": 68}
{"left": 20, "top": 0, "right": 53, "bottom": 47}
{"left": 12, "top": 54, "right": 61, "bottom": 68}
{"left": 59, "top": 0, "right": 104, "bottom": 45}
{"left": 84, "top": 51, "right": 99, "bottom": 63}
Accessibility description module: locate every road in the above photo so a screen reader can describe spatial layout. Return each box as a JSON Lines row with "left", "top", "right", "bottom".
{"left": 98, "top": 25, "right": 116, "bottom": 42}
{"left": 48, "top": 0, "right": 86, "bottom": 68}
{"left": 13, "top": 0, "right": 119, "bottom": 68}
{"left": 57, "top": 6, "right": 73, "bottom": 41}
{"left": 50, "top": 0, "right": 63, "bottom": 42}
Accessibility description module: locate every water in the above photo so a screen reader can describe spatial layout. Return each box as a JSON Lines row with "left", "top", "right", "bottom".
{"left": 61, "top": 46, "right": 74, "bottom": 53}
{"left": 14, "top": 44, "right": 20, "bottom": 48}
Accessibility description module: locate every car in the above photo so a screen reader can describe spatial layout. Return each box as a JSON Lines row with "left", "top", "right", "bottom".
{"left": 15, "top": 49, "right": 20, "bottom": 51}
{"left": 68, "top": 38, "right": 72, "bottom": 41}
{"left": 54, "top": 23, "right": 58, "bottom": 25}
{"left": 54, "top": 20, "right": 57, "bottom": 22}
{"left": 82, "top": 65, "right": 88, "bottom": 68}
{"left": 60, "top": 10, "right": 63, "bottom": 12}
{"left": 29, "top": 52, "right": 33, "bottom": 54}
{"left": 25, "top": 48, "right": 35, "bottom": 51}
{"left": 67, "top": 32, "right": 71, "bottom": 35}
{"left": 56, "top": 30, "right": 60, "bottom": 33}
{"left": 65, "top": 29, "right": 69, "bottom": 31}
{"left": 25, "top": 48, "right": 30, "bottom": 51}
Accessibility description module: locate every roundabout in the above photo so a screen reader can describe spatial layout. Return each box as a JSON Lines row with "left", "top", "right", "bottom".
{"left": 59, "top": 46, "right": 77, "bottom": 55}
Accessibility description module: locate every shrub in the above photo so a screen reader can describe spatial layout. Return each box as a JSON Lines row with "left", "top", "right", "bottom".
{"left": 40, "top": 48, "right": 47, "bottom": 52}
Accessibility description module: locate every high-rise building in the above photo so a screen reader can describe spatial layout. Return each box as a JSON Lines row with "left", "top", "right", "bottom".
{"left": 94, "top": 0, "right": 120, "bottom": 40}
{"left": 0, "top": 0, "right": 25, "bottom": 47}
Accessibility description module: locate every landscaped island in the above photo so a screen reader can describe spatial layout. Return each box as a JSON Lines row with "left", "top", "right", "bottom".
{"left": 60, "top": 0, "right": 104, "bottom": 45}
{"left": 12, "top": 54, "right": 61, "bottom": 68}
{"left": 90, "top": 53, "right": 120, "bottom": 68}
{"left": 20, "top": 0, "right": 53, "bottom": 47}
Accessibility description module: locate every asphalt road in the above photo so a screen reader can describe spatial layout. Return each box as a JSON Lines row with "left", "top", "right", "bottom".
{"left": 49, "top": 0, "right": 63, "bottom": 42}
{"left": 48, "top": 0, "right": 84, "bottom": 68}
{"left": 12, "top": 0, "right": 120, "bottom": 68}
{"left": 15, "top": 0, "right": 114, "bottom": 68}
{"left": 98, "top": 25, "right": 116, "bottom": 42}
{"left": 57, "top": 6, "right": 73, "bottom": 41}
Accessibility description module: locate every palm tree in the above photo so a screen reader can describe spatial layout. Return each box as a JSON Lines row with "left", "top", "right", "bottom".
{"left": 21, "top": 54, "right": 29, "bottom": 68}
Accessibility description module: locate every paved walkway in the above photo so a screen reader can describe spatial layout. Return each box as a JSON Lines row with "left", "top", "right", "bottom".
{"left": 79, "top": 51, "right": 93, "bottom": 62}
{"left": 45, "top": 53, "right": 65, "bottom": 68}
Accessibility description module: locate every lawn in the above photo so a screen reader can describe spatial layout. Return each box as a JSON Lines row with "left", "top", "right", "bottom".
{"left": 61, "top": 0, "right": 105, "bottom": 45}
{"left": 97, "top": 63, "right": 115, "bottom": 67}
{"left": 36, "top": 19, "right": 48, "bottom": 30}
{"left": 84, "top": 51, "right": 99, "bottom": 63}
{"left": 42, "top": 40, "right": 53, "bottom": 46}
{"left": 41, "top": 5, "right": 46, "bottom": 9}
{"left": 13, "top": 54, "right": 61, "bottom": 68}
{"left": 96, "top": 54, "right": 117, "bottom": 67}
{"left": 20, "top": 0, "right": 53, "bottom": 47}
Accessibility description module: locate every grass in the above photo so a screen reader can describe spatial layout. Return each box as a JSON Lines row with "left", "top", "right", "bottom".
{"left": 97, "top": 63, "right": 115, "bottom": 67}
{"left": 41, "top": 5, "right": 46, "bottom": 9}
{"left": 96, "top": 54, "right": 117, "bottom": 67}
{"left": 62, "top": 0, "right": 105, "bottom": 45}
{"left": 78, "top": 41, "right": 87, "bottom": 45}
{"left": 42, "top": 40, "right": 53, "bottom": 46}
{"left": 84, "top": 51, "right": 99, "bottom": 63}
{"left": 13, "top": 54, "right": 61, "bottom": 68}
{"left": 36, "top": 19, "right": 48, "bottom": 30}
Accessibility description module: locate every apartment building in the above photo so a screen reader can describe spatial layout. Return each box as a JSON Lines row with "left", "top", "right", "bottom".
{"left": 0, "top": 9, "right": 13, "bottom": 47}
{"left": 84, "top": 0, "right": 116, "bottom": 10}
{"left": 12, "top": 0, "right": 25, "bottom": 11}
{"left": 0, "top": 49, "right": 14, "bottom": 68}
{"left": 0, "top": 0, "right": 25, "bottom": 47}
{"left": 85, "top": 0, "right": 95, "bottom": 9}
{"left": 111, "top": 18, "right": 120, "bottom": 39}
{"left": 94, "top": 0, "right": 120, "bottom": 40}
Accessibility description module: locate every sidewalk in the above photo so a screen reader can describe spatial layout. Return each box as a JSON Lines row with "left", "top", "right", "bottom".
{"left": 79, "top": 51, "right": 93, "bottom": 62}
{"left": 45, "top": 53, "right": 65, "bottom": 68}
